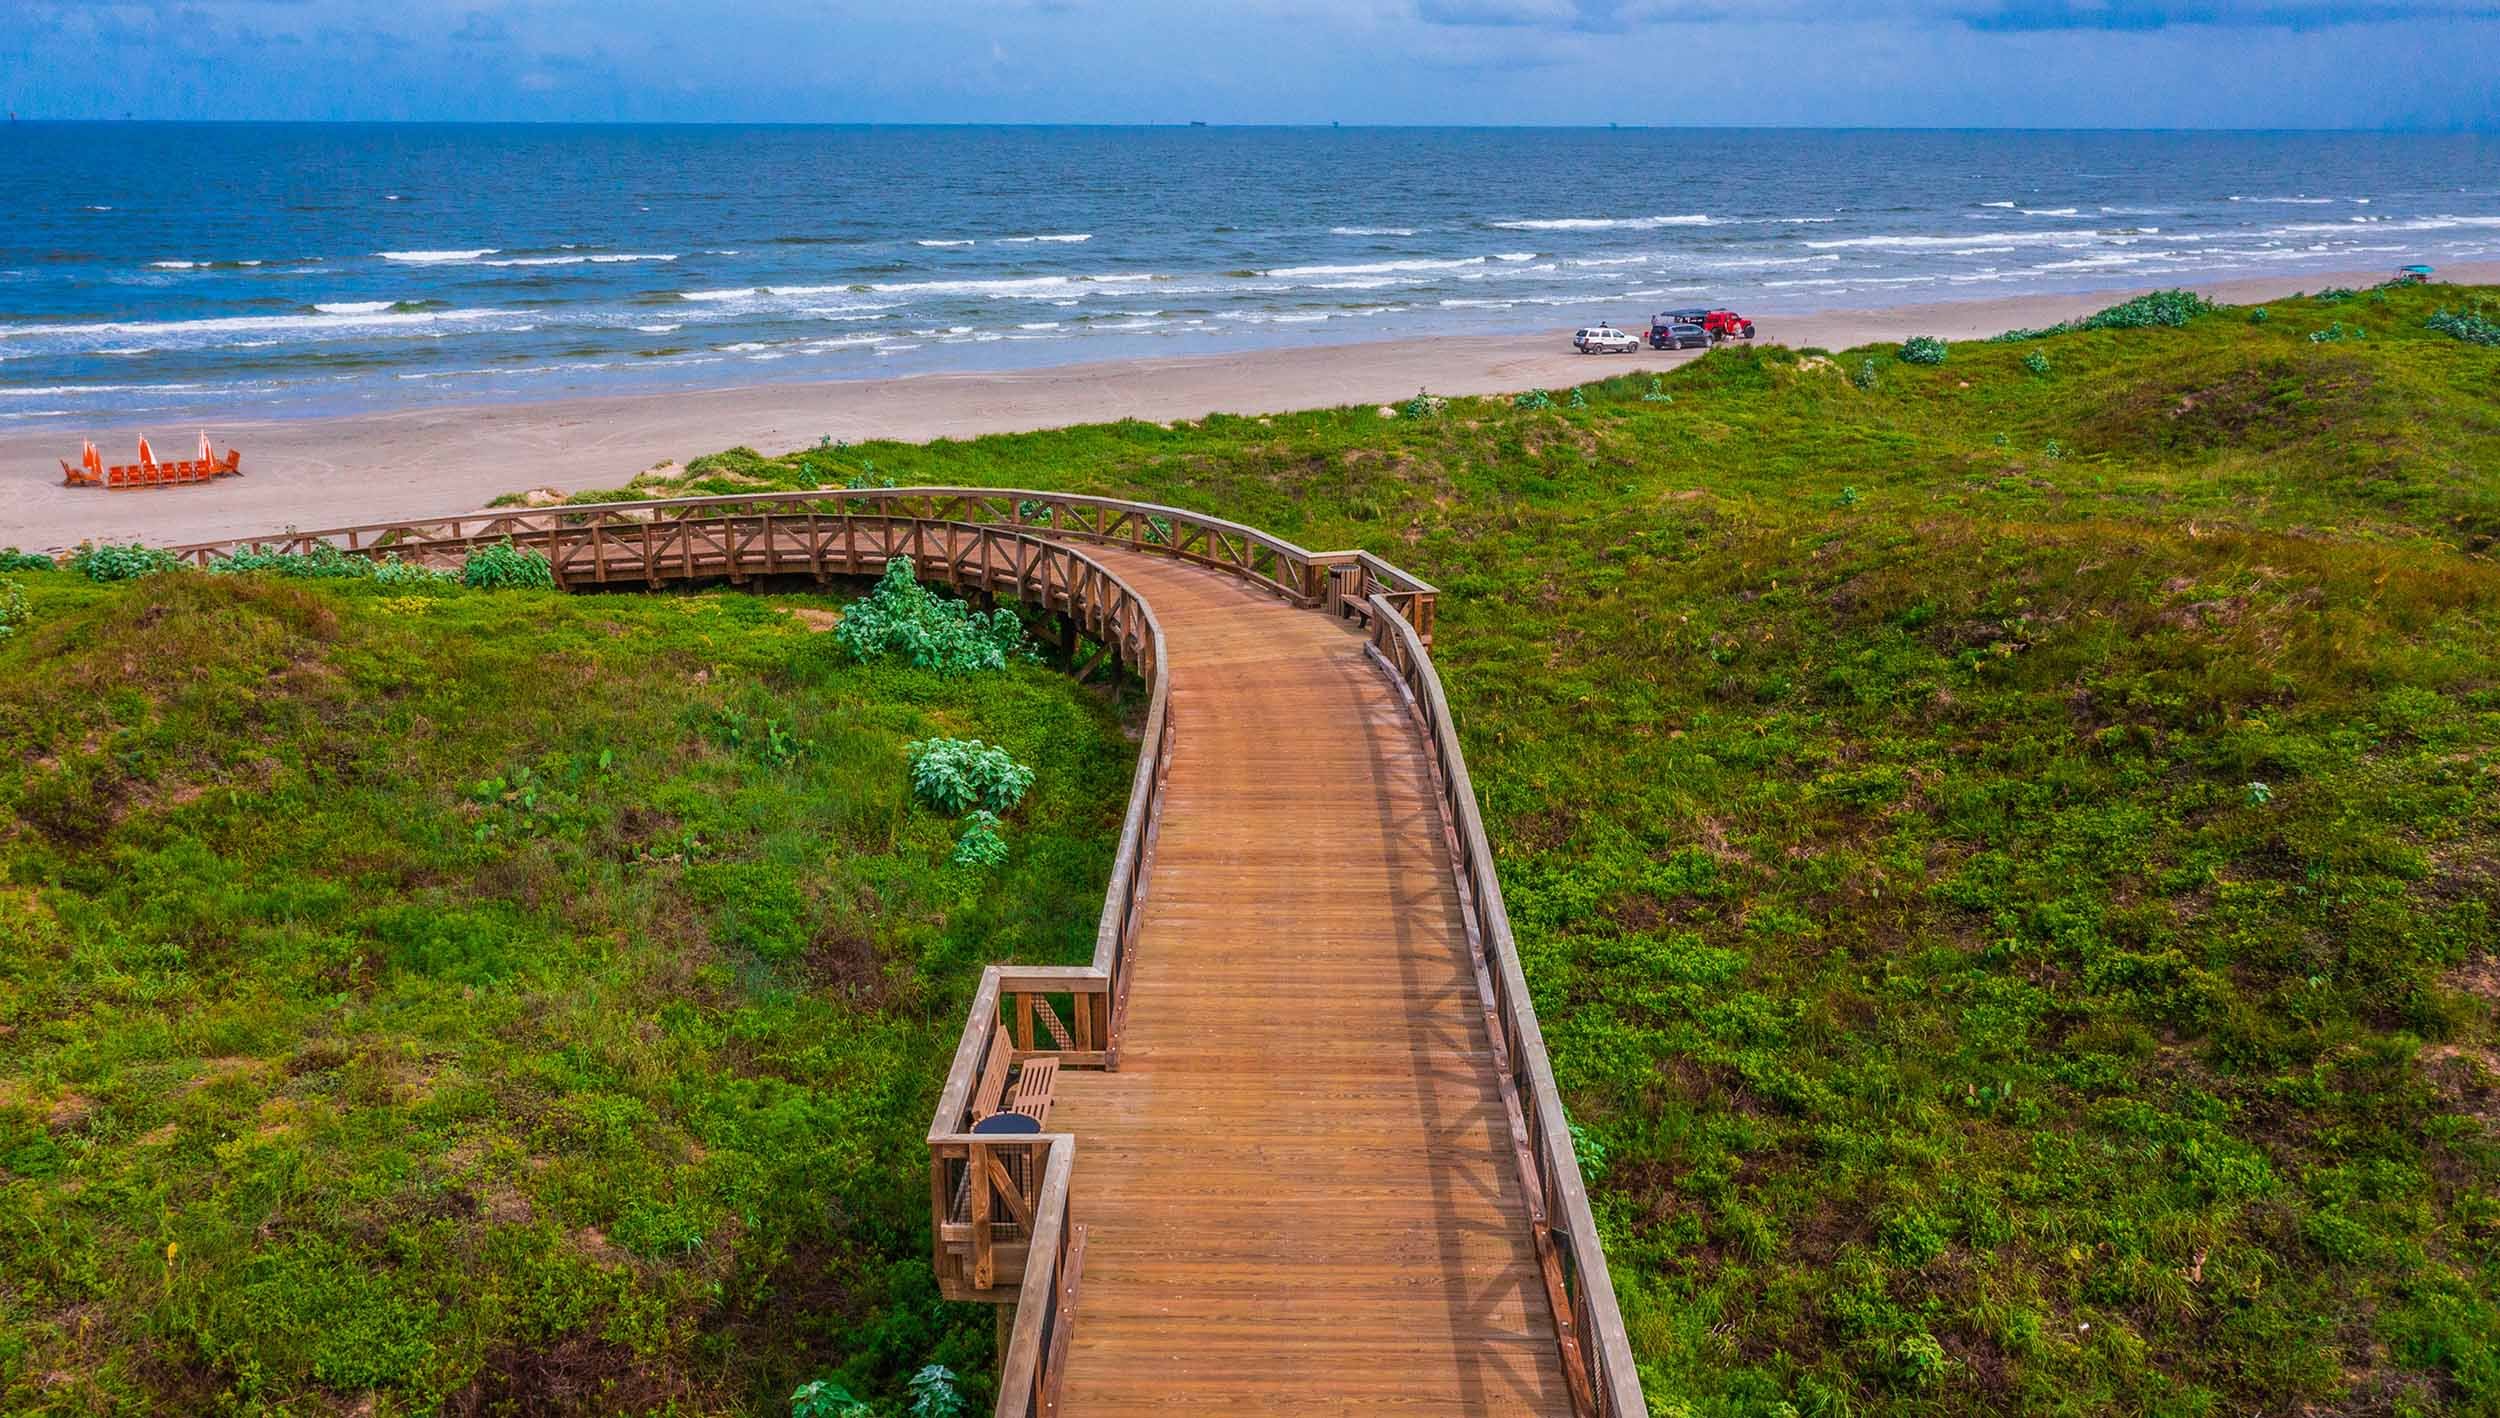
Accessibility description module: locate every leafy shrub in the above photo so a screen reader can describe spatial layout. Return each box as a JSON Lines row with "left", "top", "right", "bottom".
{"left": 0, "top": 548, "right": 55, "bottom": 572}
{"left": 906, "top": 738, "right": 1032, "bottom": 816}
{"left": 791, "top": 1379, "right": 872, "bottom": 1418}
{"left": 2426, "top": 305, "right": 2500, "bottom": 347}
{"left": 0, "top": 580, "right": 27, "bottom": 642}
{"left": 2312, "top": 286, "right": 2362, "bottom": 303}
{"left": 1896, "top": 1331, "right": 1949, "bottom": 1388}
{"left": 833, "top": 557, "right": 1026, "bottom": 675}
{"left": 2042, "top": 438, "right": 2066, "bottom": 461}
{"left": 951, "top": 810, "right": 1010, "bottom": 869}
{"left": 1016, "top": 498, "right": 1053, "bottom": 525}
{"left": 2022, "top": 350, "right": 2052, "bottom": 377}
{"left": 1851, "top": 358, "right": 1881, "bottom": 391}
{"left": 908, "top": 1366, "right": 967, "bottom": 1418}
{"left": 1836, "top": 486, "right": 1861, "bottom": 509}
{"left": 2250, "top": 307, "right": 2271, "bottom": 324}
{"left": 69, "top": 543, "right": 184, "bottom": 582}
{"left": 1402, "top": 388, "right": 1445, "bottom": 419}
{"left": 1514, "top": 388, "right": 1555, "bottom": 410}
{"left": 1898, "top": 335, "right": 1948, "bottom": 366}
{"left": 1567, "top": 386, "right": 1588, "bottom": 409}
{"left": 1990, "top": 289, "right": 2216, "bottom": 342}
{"left": 211, "top": 543, "right": 366, "bottom": 579}
{"left": 461, "top": 540, "right": 556, "bottom": 590}
{"left": 1640, "top": 376, "right": 1673, "bottom": 404}
{"left": 208, "top": 542, "right": 456, "bottom": 586}
{"left": 1567, "top": 1120, "right": 1608, "bottom": 1178}
{"left": 2308, "top": 321, "right": 2367, "bottom": 344}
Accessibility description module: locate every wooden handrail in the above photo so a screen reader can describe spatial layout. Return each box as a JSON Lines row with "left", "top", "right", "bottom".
{"left": 993, "top": 1137, "right": 1082, "bottom": 1418}
{"left": 1362, "top": 591, "right": 1645, "bottom": 1418}
{"left": 175, "top": 488, "right": 1628, "bottom": 1415}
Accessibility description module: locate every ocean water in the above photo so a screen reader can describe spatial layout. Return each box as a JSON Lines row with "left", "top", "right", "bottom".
{"left": 3, "top": 124, "right": 2496, "bottom": 427}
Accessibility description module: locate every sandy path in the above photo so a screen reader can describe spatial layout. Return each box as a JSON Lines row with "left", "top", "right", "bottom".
{"left": 6, "top": 261, "right": 2490, "bottom": 552}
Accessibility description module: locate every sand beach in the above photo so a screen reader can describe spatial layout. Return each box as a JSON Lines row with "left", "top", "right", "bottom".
{"left": 7, "top": 262, "right": 2493, "bottom": 552}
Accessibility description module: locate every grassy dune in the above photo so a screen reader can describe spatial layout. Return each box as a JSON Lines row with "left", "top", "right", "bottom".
{"left": 562, "top": 282, "right": 2500, "bottom": 1414}
{"left": 0, "top": 573, "right": 1130, "bottom": 1413}
{"left": 4, "top": 281, "right": 2497, "bottom": 1415}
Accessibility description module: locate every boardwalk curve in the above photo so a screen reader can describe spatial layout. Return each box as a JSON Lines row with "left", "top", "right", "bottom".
{"left": 169, "top": 489, "right": 1643, "bottom": 1418}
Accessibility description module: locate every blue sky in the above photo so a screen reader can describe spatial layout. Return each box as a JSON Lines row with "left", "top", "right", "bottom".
{"left": 8, "top": 0, "right": 2492, "bottom": 127}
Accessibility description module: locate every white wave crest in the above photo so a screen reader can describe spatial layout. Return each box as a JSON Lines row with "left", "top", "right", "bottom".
{"left": 378, "top": 249, "right": 499, "bottom": 263}
{"left": 0, "top": 307, "right": 500, "bottom": 343}
{"left": 1263, "top": 255, "right": 1506, "bottom": 277}
{"left": 1488, "top": 214, "right": 1710, "bottom": 231}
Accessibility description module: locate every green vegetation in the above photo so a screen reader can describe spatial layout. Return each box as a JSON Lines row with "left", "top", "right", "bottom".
{"left": 904, "top": 739, "right": 1034, "bottom": 817}
{"left": 67, "top": 543, "right": 186, "bottom": 582}
{"left": 2430, "top": 304, "right": 2500, "bottom": 348}
{"left": 833, "top": 558, "right": 1028, "bottom": 675}
{"left": 904, "top": 738, "right": 1036, "bottom": 871}
{"left": 533, "top": 280, "right": 2499, "bottom": 1415}
{"left": 208, "top": 543, "right": 455, "bottom": 587}
{"left": 9, "top": 279, "right": 2500, "bottom": 1415}
{"left": 1899, "top": 335, "right": 1949, "bottom": 366}
{"left": 460, "top": 539, "right": 558, "bottom": 591}
{"left": 0, "top": 550, "right": 57, "bottom": 574}
{"left": 0, "top": 567, "right": 1130, "bottom": 1413}
{"left": 1991, "top": 287, "right": 2218, "bottom": 341}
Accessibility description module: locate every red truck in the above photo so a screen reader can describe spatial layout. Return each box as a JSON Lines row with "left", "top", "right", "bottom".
{"left": 1650, "top": 308, "right": 1756, "bottom": 349}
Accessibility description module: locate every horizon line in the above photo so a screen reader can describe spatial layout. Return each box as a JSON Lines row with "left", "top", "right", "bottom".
{"left": 6, "top": 117, "right": 2497, "bottom": 134}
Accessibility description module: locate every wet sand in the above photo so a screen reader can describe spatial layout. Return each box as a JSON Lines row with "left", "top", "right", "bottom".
{"left": 6, "top": 262, "right": 2491, "bottom": 552}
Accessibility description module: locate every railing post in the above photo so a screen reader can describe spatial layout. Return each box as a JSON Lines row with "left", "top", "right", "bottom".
{"left": 970, "top": 1140, "right": 995, "bottom": 1291}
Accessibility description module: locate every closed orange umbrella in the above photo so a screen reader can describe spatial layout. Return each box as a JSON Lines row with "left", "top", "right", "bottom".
{"left": 136, "top": 436, "right": 155, "bottom": 466}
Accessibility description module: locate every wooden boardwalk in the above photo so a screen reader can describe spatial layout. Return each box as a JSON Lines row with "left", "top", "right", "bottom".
{"left": 1045, "top": 548, "right": 1576, "bottom": 1413}
{"left": 167, "top": 491, "right": 1639, "bottom": 1415}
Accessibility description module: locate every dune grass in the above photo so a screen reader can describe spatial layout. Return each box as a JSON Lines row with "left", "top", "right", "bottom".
{"left": 5, "top": 280, "right": 2498, "bottom": 1415}
{"left": 0, "top": 571, "right": 1130, "bottom": 1415}
{"left": 546, "top": 282, "right": 2500, "bottom": 1415}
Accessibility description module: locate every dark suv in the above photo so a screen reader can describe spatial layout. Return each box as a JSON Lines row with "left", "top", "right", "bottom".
{"left": 1650, "top": 309, "right": 1712, "bottom": 349}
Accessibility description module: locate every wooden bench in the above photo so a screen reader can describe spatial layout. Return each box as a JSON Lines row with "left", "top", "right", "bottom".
{"left": 958, "top": 1024, "right": 1061, "bottom": 1232}
{"left": 971, "top": 1023, "right": 1059, "bottom": 1128}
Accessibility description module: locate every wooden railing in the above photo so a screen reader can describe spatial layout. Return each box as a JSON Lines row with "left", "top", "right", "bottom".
{"left": 994, "top": 1137, "right": 1083, "bottom": 1418}
{"left": 175, "top": 488, "right": 1631, "bottom": 1416}
{"left": 1361, "top": 593, "right": 1644, "bottom": 1418}
{"left": 163, "top": 485, "right": 1434, "bottom": 646}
